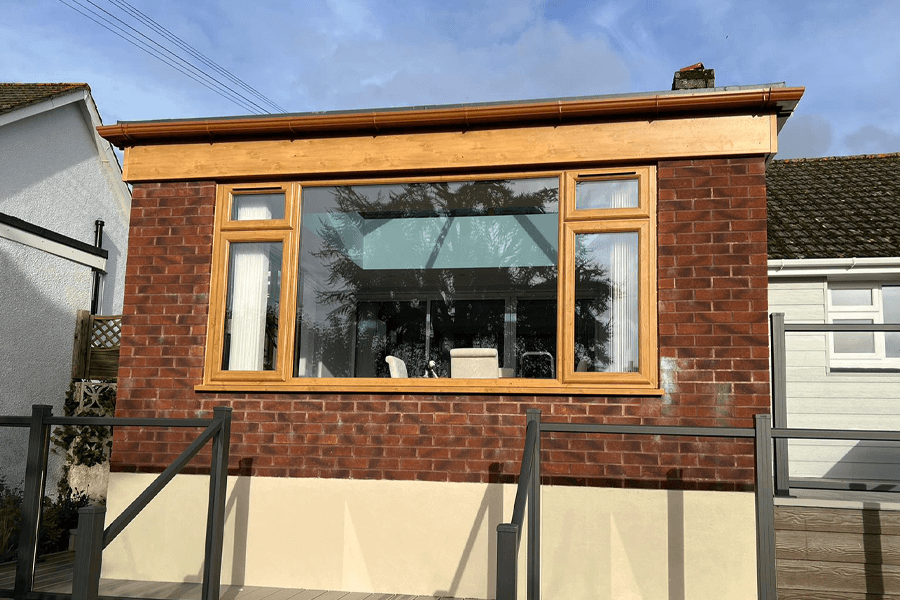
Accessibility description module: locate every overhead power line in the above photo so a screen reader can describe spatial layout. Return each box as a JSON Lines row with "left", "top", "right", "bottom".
{"left": 58, "top": 0, "right": 286, "bottom": 115}
{"left": 109, "top": 0, "right": 286, "bottom": 113}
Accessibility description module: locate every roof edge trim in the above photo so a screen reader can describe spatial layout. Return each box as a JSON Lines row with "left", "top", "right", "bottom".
{"left": 0, "top": 88, "right": 88, "bottom": 129}
{"left": 98, "top": 86, "right": 805, "bottom": 147}
{"left": 768, "top": 257, "right": 900, "bottom": 278}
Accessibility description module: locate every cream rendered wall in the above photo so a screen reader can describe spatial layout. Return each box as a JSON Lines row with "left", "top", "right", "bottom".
{"left": 769, "top": 278, "right": 900, "bottom": 484}
{"left": 0, "top": 99, "right": 130, "bottom": 489}
{"left": 103, "top": 473, "right": 757, "bottom": 600}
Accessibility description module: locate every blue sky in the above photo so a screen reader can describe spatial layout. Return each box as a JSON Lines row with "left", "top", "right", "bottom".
{"left": 3, "top": 0, "right": 899, "bottom": 159}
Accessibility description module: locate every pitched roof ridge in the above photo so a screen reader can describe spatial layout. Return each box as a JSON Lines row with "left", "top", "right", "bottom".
{"left": 0, "top": 83, "right": 92, "bottom": 117}
{"left": 774, "top": 152, "right": 900, "bottom": 164}
{"left": 0, "top": 82, "right": 89, "bottom": 87}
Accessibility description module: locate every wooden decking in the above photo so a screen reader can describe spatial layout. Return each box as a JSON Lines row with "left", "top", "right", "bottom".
{"left": 0, "top": 553, "right": 484, "bottom": 600}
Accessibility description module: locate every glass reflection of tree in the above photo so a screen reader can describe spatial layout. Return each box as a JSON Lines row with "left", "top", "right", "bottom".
{"left": 573, "top": 241, "right": 612, "bottom": 371}
{"left": 304, "top": 180, "right": 606, "bottom": 377}
{"left": 313, "top": 181, "right": 558, "bottom": 306}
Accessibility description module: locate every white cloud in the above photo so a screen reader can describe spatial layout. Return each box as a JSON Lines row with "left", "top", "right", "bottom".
{"left": 1, "top": 0, "right": 898, "bottom": 155}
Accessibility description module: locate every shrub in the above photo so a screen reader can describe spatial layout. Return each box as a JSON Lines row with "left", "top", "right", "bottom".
{"left": 0, "top": 477, "right": 23, "bottom": 563}
{"left": 0, "top": 479, "right": 91, "bottom": 562}
{"left": 51, "top": 380, "right": 116, "bottom": 468}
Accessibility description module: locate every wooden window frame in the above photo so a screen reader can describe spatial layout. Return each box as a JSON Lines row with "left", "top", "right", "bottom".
{"left": 560, "top": 167, "right": 658, "bottom": 387}
{"left": 204, "top": 184, "right": 299, "bottom": 385}
{"left": 201, "top": 169, "right": 660, "bottom": 395}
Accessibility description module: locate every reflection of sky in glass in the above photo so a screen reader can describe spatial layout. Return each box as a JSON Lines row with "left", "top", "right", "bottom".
{"left": 302, "top": 177, "right": 558, "bottom": 213}
{"left": 831, "top": 288, "right": 872, "bottom": 306}
{"left": 576, "top": 231, "right": 636, "bottom": 258}
{"left": 833, "top": 319, "right": 875, "bottom": 354}
{"left": 295, "top": 178, "right": 560, "bottom": 378}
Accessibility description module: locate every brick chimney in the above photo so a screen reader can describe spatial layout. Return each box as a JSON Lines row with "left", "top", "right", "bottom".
{"left": 672, "top": 63, "right": 715, "bottom": 90}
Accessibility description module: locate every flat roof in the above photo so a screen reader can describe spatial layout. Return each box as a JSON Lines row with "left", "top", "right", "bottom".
{"left": 98, "top": 83, "right": 804, "bottom": 147}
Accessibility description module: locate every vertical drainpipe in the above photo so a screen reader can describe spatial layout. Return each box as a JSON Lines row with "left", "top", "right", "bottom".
{"left": 90, "top": 219, "right": 104, "bottom": 314}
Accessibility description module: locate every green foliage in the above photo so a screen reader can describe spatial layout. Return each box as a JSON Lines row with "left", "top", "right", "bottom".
{"left": 51, "top": 380, "right": 116, "bottom": 468}
{"left": 38, "top": 489, "right": 91, "bottom": 556}
{"left": 0, "top": 477, "right": 23, "bottom": 563}
{"left": 0, "top": 478, "right": 91, "bottom": 563}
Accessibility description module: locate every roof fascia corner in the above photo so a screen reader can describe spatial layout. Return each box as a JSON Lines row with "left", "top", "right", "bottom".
{"left": 97, "top": 85, "right": 805, "bottom": 148}
{"left": 75, "top": 93, "right": 127, "bottom": 178}
{"left": 0, "top": 89, "right": 87, "bottom": 129}
{"left": 768, "top": 257, "right": 900, "bottom": 279}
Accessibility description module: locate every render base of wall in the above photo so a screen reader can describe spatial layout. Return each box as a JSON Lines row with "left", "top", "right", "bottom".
{"left": 103, "top": 473, "right": 757, "bottom": 599}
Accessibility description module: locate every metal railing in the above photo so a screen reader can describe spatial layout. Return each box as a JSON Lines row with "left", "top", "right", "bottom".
{"left": 495, "top": 408, "right": 900, "bottom": 600}
{"left": 770, "top": 312, "right": 900, "bottom": 495}
{"left": 0, "top": 405, "right": 232, "bottom": 600}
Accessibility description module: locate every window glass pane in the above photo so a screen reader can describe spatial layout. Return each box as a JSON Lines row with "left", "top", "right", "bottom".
{"left": 576, "top": 179, "right": 638, "bottom": 210}
{"left": 354, "top": 300, "right": 426, "bottom": 377}
{"left": 885, "top": 286, "right": 900, "bottom": 357}
{"left": 516, "top": 299, "right": 557, "bottom": 378}
{"left": 831, "top": 288, "right": 872, "bottom": 306}
{"left": 574, "top": 232, "right": 639, "bottom": 372}
{"left": 833, "top": 319, "right": 875, "bottom": 354}
{"left": 432, "top": 299, "right": 505, "bottom": 377}
{"left": 294, "top": 178, "right": 559, "bottom": 378}
{"left": 232, "top": 193, "right": 285, "bottom": 221}
{"left": 222, "top": 242, "right": 282, "bottom": 370}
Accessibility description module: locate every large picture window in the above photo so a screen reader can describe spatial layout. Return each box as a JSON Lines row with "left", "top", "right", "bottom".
{"left": 204, "top": 168, "right": 658, "bottom": 393}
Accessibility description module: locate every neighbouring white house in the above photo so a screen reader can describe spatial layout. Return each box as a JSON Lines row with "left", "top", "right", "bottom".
{"left": 768, "top": 153, "right": 900, "bottom": 487}
{"left": 0, "top": 83, "right": 131, "bottom": 490}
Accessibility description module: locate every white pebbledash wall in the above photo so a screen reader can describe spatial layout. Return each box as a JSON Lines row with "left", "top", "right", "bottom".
{"left": 103, "top": 474, "right": 758, "bottom": 599}
{"left": 0, "top": 93, "right": 130, "bottom": 489}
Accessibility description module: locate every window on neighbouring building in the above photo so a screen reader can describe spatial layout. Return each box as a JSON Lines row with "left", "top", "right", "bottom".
{"left": 204, "top": 168, "right": 658, "bottom": 392}
{"left": 828, "top": 283, "right": 900, "bottom": 370}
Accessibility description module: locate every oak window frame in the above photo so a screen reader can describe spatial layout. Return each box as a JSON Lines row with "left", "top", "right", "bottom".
{"left": 201, "top": 168, "right": 659, "bottom": 395}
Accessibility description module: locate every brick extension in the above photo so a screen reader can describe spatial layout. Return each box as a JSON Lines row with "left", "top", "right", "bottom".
{"left": 112, "top": 157, "right": 770, "bottom": 490}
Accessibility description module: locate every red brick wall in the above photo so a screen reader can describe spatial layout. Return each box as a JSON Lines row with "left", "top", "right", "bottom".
{"left": 112, "top": 157, "right": 769, "bottom": 490}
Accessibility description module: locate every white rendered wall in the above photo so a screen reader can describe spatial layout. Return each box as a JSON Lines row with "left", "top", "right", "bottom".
{"left": 103, "top": 474, "right": 758, "bottom": 599}
{"left": 0, "top": 101, "right": 130, "bottom": 489}
{"left": 770, "top": 278, "right": 900, "bottom": 485}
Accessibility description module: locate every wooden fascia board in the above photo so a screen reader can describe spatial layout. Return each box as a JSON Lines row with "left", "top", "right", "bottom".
{"left": 121, "top": 113, "right": 778, "bottom": 182}
{"left": 98, "top": 87, "right": 804, "bottom": 148}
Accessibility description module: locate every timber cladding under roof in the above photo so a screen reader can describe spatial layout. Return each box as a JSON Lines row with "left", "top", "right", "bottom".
{"left": 0, "top": 83, "right": 88, "bottom": 116}
{"left": 97, "top": 85, "right": 804, "bottom": 147}
{"left": 767, "top": 153, "right": 900, "bottom": 260}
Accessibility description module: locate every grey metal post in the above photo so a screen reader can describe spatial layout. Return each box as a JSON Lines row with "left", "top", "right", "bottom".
{"left": 496, "top": 523, "right": 519, "bottom": 600}
{"left": 769, "top": 313, "right": 791, "bottom": 496}
{"left": 14, "top": 405, "right": 52, "bottom": 600}
{"left": 526, "top": 409, "right": 541, "bottom": 600}
{"left": 202, "top": 407, "right": 232, "bottom": 600}
{"left": 754, "top": 414, "right": 777, "bottom": 600}
{"left": 72, "top": 506, "right": 106, "bottom": 600}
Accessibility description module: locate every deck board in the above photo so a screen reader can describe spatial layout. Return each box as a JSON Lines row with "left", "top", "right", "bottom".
{"left": 1, "top": 552, "right": 483, "bottom": 600}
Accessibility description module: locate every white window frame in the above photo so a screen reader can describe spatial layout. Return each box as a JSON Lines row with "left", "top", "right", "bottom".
{"left": 827, "top": 282, "right": 900, "bottom": 370}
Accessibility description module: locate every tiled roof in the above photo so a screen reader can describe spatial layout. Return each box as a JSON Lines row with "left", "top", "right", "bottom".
{"left": 0, "top": 83, "right": 89, "bottom": 116}
{"left": 767, "top": 153, "right": 900, "bottom": 259}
